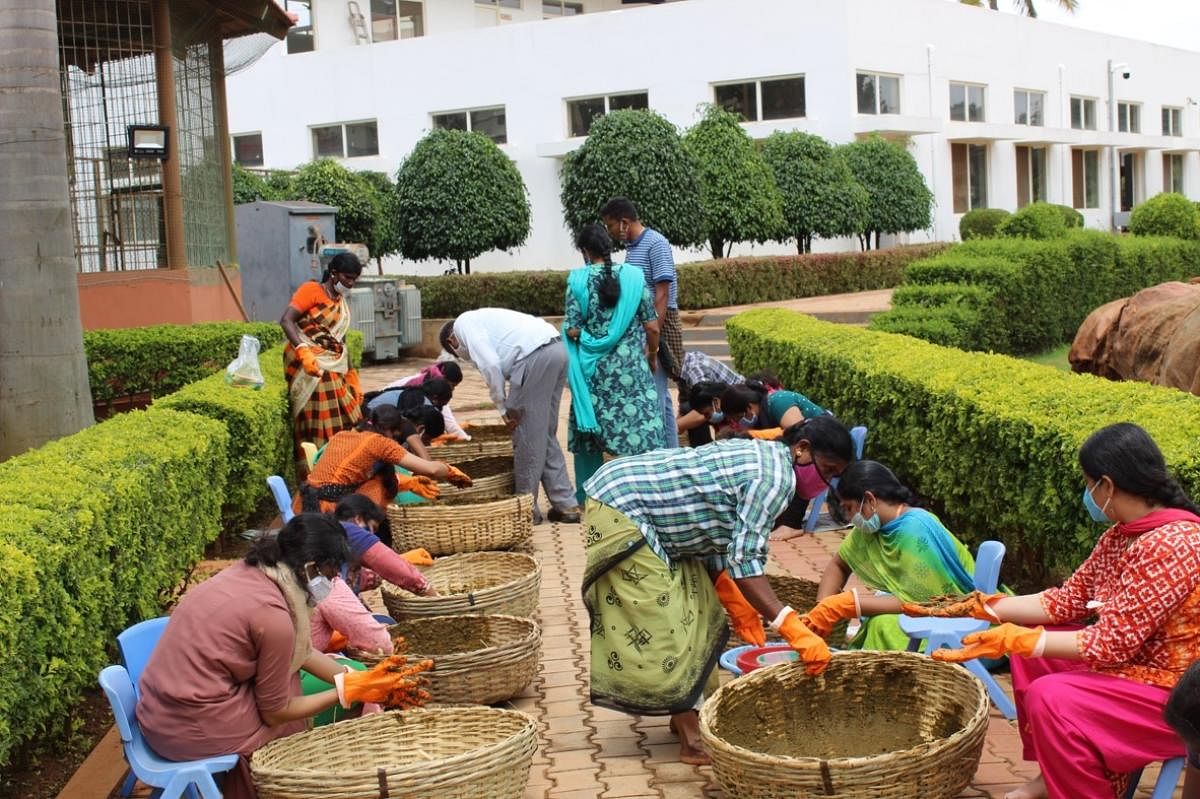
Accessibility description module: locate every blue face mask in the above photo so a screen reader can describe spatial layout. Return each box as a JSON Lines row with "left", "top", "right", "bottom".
{"left": 740, "top": 414, "right": 757, "bottom": 428}
{"left": 1083, "top": 481, "right": 1111, "bottom": 523}
{"left": 851, "top": 498, "right": 882, "bottom": 534}
{"left": 708, "top": 410, "right": 725, "bottom": 425}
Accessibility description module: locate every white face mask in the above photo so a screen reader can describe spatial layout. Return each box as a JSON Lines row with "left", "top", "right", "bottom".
{"left": 305, "top": 563, "right": 334, "bottom": 604}
{"left": 333, "top": 280, "right": 351, "bottom": 295}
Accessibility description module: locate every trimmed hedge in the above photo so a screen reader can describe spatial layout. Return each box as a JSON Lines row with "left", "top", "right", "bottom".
{"left": 1129, "top": 192, "right": 1200, "bottom": 240}
{"left": 0, "top": 408, "right": 229, "bottom": 767}
{"left": 85, "top": 322, "right": 283, "bottom": 402}
{"left": 409, "top": 245, "right": 949, "bottom": 318}
{"left": 872, "top": 232, "right": 1200, "bottom": 354}
{"left": 728, "top": 309, "right": 1200, "bottom": 589}
{"left": 996, "top": 202, "right": 1067, "bottom": 240}
{"left": 158, "top": 345, "right": 295, "bottom": 529}
{"left": 958, "top": 208, "right": 1010, "bottom": 241}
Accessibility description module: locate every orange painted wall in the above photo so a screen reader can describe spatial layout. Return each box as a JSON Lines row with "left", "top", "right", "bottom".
{"left": 78, "top": 267, "right": 245, "bottom": 330}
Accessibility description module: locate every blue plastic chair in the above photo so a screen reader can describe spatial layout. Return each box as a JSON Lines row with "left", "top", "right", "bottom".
{"left": 1123, "top": 757, "right": 1185, "bottom": 799}
{"left": 99, "top": 665, "right": 238, "bottom": 799}
{"left": 267, "top": 475, "right": 295, "bottom": 523}
{"left": 116, "top": 616, "right": 170, "bottom": 797}
{"left": 898, "top": 540, "right": 1018, "bottom": 720}
{"left": 803, "top": 425, "right": 868, "bottom": 533}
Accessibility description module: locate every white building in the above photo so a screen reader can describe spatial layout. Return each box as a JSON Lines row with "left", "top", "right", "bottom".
{"left": 227, "top": 0, "right": 1200, "bottom": 274}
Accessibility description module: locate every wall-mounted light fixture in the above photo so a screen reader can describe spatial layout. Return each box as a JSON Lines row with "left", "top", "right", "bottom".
{"left": 127, "top": 125, "right": 169, "bottom": 160}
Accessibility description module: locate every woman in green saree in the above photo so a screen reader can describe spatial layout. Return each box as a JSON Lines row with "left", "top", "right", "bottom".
{"left": 563, "top": 223, "right": 665, "bottom": 502}
{"left": 800, "top": 460, "right": 977, "bottom": 651}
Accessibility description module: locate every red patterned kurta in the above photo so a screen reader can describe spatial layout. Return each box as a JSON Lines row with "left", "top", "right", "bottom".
{"left": 1040, "top": 518, "right": 1200, "bottom": 688}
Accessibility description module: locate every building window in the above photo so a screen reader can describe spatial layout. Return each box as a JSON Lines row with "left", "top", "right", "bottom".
{"left": 476, "top": 0, "right": 520, "bottom": 6}
{"left": 567, "top": 92, "right": 648, "bottom": 137}
{"left": 543, "top": 0, "right": 582, "bottom": 16}
{"left": 1013, "top": 89, "right": 1045, "bottom": 126}
{"left": 311, "top": 120, "right": 379, "bottom": 158}
{"left": 1120, "top": 152, "right": 1140, "bottom": 211}
{"left": 1117, "top": 102, "right": 1140, "bottom": 133}
{"left": 1015, "top": 145, "right": 1047, "bottom": 208}
{"left": 1164, "top": 153, "right": 1185, "bottom": 194}
{"left": 285, "top": 0, "right": 315, "bottom": 54}
{"left": 433, "top": 106, "right": 507, "bottom": 144}
{"left": 232, "top": 133, "right": 264, "bottom": 167}
{"left": 713, "top": 76, "right": 805, "bottom": 122}
{"left": 1070, "top": 97, "right": 1097, "bottom": 130}
{"left": 857, "top": 72, "right": 900, "bottom": 115}
{"left": 1072, "top": 149, "right": 1100, "bottom": 209}
{"left": 949, "top": 82, "right": 985, "bottom": 122}
{"left": 1163, "top": 107, "right": 1183, "bottom": 137}
{"left": 369, "top": 0, "right": 424, "bottom": 41}
{"left": 951, "top": 142, "right": 988, "bottom": 214}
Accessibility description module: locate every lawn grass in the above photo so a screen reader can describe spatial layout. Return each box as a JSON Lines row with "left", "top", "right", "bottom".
{"left": 1022, "top": 343, "right": 1073, "bottom": 372}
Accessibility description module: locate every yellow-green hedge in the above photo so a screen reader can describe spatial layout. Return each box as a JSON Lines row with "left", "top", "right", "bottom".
{"left": 0, "top": 408, "right": 229, "bottom": 767}
{"left": 728, "top": 309, "right": 1200, "bottom": 588}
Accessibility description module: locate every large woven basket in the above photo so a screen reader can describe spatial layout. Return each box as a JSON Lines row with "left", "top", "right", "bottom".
{"left": 359, "top": 615, "right": 540, "bottom": 705}
{"left": 436, "top": 456, "right": 514, "bottom": 504}
{"left": 700, "top": 651, "right": 988, "bottom": 799}
{"left": 726, "top": 575, "right": 850, "bottom": 649}
{"left": 430, "top": 424, "right": 513, "bottom": 463}
{"left": 387, "top": 494, "right": 533, "bottom": 556}
{"left": 251, "top": 707, "right": 537, "bottom": 799}
{"left": 382, "top": 552, "right": 541, "bottom": 619}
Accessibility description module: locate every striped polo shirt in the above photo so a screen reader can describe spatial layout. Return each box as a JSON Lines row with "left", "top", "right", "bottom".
{"left": 623, "top": 227, "right": 678, "bottom": 310}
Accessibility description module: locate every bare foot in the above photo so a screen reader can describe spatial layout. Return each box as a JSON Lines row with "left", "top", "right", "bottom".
{"left": 679, "top": 743, "right": 711, "bottom": 765}
{"left": 1004, "top": 775, "right": 1047, "bottom": 799}
{"left": 770, "top": 525, "right": 805, "bottom": 541}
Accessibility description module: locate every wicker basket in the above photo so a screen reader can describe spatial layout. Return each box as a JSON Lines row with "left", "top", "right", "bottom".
{"left": 387, "top": 494, "right": 533, "bottom": 556}
{"left": 382, "top": 552, "right": 541, "bottom": 619}
{"left": 436, "top": 456, "right": 514, "bottom": 504}
{"left": 726, "top": 575, "right": 850, "bottom": 649}
{"left": 430, "top": 436, "right": 513, "bottom": 463}
{"left": 251, "top": 707, "right": 537, "bottom": 799}
{"left": 359, "top": 615, "right": 540, "bottom": 705}
{"left": 699, "top": 651, "right": 989, "bottom": 799}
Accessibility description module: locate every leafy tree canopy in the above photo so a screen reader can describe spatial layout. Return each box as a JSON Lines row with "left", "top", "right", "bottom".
{"left": 762, "top": 131, "right": 869, "bottom": 253}
{"left": 840, "top": 136, "right": 933, "bottom": 249}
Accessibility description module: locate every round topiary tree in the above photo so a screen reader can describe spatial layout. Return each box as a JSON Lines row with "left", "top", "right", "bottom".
{"left": 762, "top": 131, "right": 869, "bottom": 253}
{"left": 357, "top": 170, "right": 403, "bottom": 271}
{"left": 394, "top": 128, "right": 530, "bottom": 274}
{"left": 682, "top": 104, "right": 785, "bottom": 258}
{"left": 839, "top": 136, "right": 933, "bottom": 250}
{"left": 559, "top": 109, "right": 704, "bottom": 247}
{"left": 1129, "top": 192, "right": 1200, "bottom": 240}
{"left": 997, "top": 202, "right": 1068, "bottom": 240}
{"left": 290, "top": 159, "right": 377, "bottom": 248}
{"left": 1048, "top": 203, "right": 1084, "bottom": 229}
{"left": 958, "top": 208, "right": 1011, "bottom": 241}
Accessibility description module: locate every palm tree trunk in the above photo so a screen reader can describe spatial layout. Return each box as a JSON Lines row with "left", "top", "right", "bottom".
{"left": 0, "top": 0, "right": 95, "bottom": 460}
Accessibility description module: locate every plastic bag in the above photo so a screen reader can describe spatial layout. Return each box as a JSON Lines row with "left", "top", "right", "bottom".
{"left": 225, "top": 335, "right": 264, "bottom": 390}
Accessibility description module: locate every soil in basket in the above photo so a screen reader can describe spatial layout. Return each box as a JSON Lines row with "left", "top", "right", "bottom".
{"left": 395, "top": 619, "right": 492, "bottom": 656}
{"left": 720, "top": 714, "right": 926, "bottom": 759}
{"left": 445, "top": 456, "right": 512, "bottom": 478}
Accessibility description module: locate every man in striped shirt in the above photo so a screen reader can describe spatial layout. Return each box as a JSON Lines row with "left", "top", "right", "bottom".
{"left": 601, "top": 197, "right": 684, "bottom": 448}
{"left": 580, "top": 420, "right": 854, "bottom": 764}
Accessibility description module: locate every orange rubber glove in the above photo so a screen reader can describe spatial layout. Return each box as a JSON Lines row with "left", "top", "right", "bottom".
{"left": 334, "top": 655, "right": 431, "bottom": 708}
{"left": 396, "top": 474, "right": 439, "bottom": 500}
{"left": 401, "top": 548, "right": 434, "bottom": 567}
{"left": 428, "top": 433, "right": 459, "bottom": 446}
{"left": 773, "top": 607, "right": 832, "bottom": 676}
{"left": 444, "top": 465, "right": 473, "bottom": 488}
{"left": 747, "top": 428, "right": 783, "bottom": 441}
{"left": 713, "top": 572, "right": 766, "bottom": 646}
{"left": 800, "top": 590, "right": 860, "bottom": 639}
{"left": 900, "top": 590, "right": 1004, "bottom": 622}
{"left": 296, "top": 345, "right": 324, "bottom": 377}
{"left": 930, "top": 623, "right": 1046, "bottom": 663}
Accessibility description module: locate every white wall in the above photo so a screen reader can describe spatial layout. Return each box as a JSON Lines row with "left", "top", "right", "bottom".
{"left": 229, "top": 0, "right": 1200, "bottom": 275}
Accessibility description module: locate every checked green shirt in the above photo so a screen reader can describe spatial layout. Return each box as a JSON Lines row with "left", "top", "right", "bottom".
{"left": 583, "top": 439, "right": 795, "bottom": 578}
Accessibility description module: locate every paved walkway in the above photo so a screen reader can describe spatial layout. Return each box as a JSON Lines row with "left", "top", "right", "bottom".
{"left": 679, "top": 288, "right": 895, "bottom": 324}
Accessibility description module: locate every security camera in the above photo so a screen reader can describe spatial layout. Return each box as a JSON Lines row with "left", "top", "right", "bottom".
{"left": 1121, "top": 69, "right": 1132, "bottom": 80}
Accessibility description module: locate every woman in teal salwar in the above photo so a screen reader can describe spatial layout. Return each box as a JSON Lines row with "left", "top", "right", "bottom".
{"left": 800, "top": 460, "right": 978, "bottom": 651}
{"left": 563, "top": 224, "right": 665, "bottom": 501}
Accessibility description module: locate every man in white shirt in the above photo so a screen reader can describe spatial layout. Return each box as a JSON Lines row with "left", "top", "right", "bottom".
{"left": 439, "top": 309, "right": 581, "bottom": 524}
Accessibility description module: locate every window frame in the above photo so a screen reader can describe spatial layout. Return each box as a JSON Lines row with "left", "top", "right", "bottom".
{"left": 431, "top": 105, "right": 509, "bottom": 145}
{"left": 1072, "top": 148, "right": 1101, "bottom": 210}
{"left": 565, "top": 91, "right": 649, "bottom": 138}
{"left": 1117, "top": 101, "right": 1141, "bottom": 134}
{"left": 368, "top": 0, "right": 424, "bottom": 42}
{"left": 1070, "top": 96, "right": 1098, "bottom": 131}
{"left": 309, "top": 119, "right": 379, "bottom": 159}
{"left": 1164, "top": 153, "right": 1185, "bottom": 194}
{"left": 857, "top": 71, "right": 901, "bottom": 116}
{"left": 711, "top": 74, "right": 806, "bottom": 123}
{"left": 543, "top": 0, "right": 583, "bottom": 16}
{"left": 231, "top": 132, "right": 264, "bottom": 168}
{"left": 284, "top": 0, "right": 316, "bottom": 54}
{"left": 1013, "top": 88, "right": 1046, "bottom": 127}
{"left": 1162, "top": 106, "right": 1183, "bottom": 137}
{"left": 1015, "top": 144, "right": 1048, "bottom": 208}
{"left": 949, "top": 81, "right": 986, "bottom": 123}
{"left": 951, "top": 141, "right": 989, "bottom": 214}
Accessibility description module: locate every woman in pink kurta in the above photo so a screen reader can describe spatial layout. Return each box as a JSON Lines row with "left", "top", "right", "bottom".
{"left": 903, "top": 423, "right": 1200, "bottom": 799}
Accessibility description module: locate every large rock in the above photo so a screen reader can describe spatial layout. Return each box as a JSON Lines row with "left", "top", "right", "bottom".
{"left": 1069, "top": 281, "right": 1200, "bottom": 394}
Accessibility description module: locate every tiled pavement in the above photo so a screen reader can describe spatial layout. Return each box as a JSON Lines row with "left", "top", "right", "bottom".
{"left": 361, "top": 358, "right": 1177, "bottom": 799}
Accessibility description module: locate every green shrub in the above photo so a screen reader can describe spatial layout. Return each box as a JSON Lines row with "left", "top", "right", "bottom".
{"left": 1129, "top": 192, "right": 1200, "bottom": 240}
{"left": 1050, "top": 204, "right": 1084, "bottom": 229}
{"left": 997, "top": 202, "right": 1068, "bottom": 240}
{"left": 0, "top": 408, "right": 229, "bottom": 767}
{"left": 958, "top": 208, "right": 1010, "bottom": 240}
{"left": 839, "top": 136, "right": 933, "bottom": 249}
{"left": 85, "top": 322, "right": 283, "bottom": 402}
{"left": 762, "top": 131, "right": 869, "bottom": 254}
{"left": 409, "top": 245, "right": 948, "bottom": 318}
{"left": 866, "top": 304, "right": 980, "bottom": 349}
{"left": 157, "top": 346, "right": 294, "bottom": 529}
{"left": 727, "top": 309, "right": 1200, "bottom": 590}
